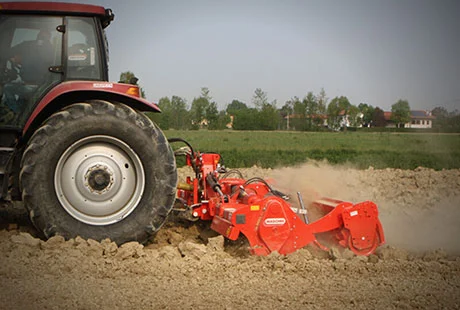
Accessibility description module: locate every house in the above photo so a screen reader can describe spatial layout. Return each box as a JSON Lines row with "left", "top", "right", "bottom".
{"left": 407, "top": 110, "right": 435, "bottom": 129}
{"left": 285, "top": 111, "right": 364, "bottom": 130}
{"left": 384, "top": 110, "right": 435, "bottom": 128}
{"left": 338, "top": 110, "right": 364, "bottom": 128}
{"left": 383, "top": 112, "right": 395, "bottom": 128}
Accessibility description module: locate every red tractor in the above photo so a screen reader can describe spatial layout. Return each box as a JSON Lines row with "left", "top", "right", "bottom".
{"left": 0, "top": 2, "right": 177, "bottom": 244}
{"left": 0, "top": 2, "right": 385, "bottom": 256}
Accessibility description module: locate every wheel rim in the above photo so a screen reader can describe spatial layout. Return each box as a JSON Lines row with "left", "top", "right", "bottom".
{"left": 55, "top": 135, "right": 145, "bottom": 225}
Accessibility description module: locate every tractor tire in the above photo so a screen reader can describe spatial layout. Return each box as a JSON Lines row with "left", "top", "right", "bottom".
{"left": 20, "top": 100, "right": 177, "bottom": 244}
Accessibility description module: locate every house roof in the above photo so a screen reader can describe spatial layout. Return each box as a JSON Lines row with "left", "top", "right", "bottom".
{"left": 384, "top": 112, "right": 392, "bottom": 121}
{"left": 410, "top": 110, "right": 436, "bottom": 119}
{"left": 384, "top": 110, "right": 436, "bottom": 121}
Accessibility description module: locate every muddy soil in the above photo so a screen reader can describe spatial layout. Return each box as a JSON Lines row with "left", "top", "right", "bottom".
{"left": 0, "top": 164, "right": 459, "bottom": 309}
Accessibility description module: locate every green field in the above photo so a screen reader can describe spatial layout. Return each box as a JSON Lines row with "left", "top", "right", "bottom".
{"left": 163, "top": 130, "right": 460, "bottom": 170}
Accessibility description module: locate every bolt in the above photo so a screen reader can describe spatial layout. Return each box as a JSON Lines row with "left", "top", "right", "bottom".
{"left": 94, "top": 174, "right": 106, "bottom": 185}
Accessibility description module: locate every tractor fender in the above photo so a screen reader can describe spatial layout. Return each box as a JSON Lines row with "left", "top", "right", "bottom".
{"left": 23, "top": 81, "right": 161, "bottom": 138}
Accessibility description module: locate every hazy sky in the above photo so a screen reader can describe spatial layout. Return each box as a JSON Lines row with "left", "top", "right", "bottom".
{"left": 37, "top": 0, "right": 460, "bottom": 111}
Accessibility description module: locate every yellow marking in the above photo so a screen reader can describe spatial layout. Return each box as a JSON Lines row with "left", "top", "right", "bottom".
{"left": 250, "top": 205, "right": 260, "bottom": 211}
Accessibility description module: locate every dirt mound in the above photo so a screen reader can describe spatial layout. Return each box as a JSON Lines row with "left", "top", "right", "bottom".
{"left": 1, "top": 164, "right": 459, "bottom": 309}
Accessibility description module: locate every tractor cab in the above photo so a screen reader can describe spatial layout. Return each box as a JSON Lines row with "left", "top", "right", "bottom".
{"left": 0, "top": 2, "right": 113, "bottom": 128}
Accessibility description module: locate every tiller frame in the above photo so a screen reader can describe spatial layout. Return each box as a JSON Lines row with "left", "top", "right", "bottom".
{"left": 170, "top": 139, "right": 385, "bottom": 256}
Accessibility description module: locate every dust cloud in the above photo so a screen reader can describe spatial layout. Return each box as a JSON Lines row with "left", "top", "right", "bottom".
{"left": 265, "top": 162, "right": 460, "bottom": 255}
{"left": 380, "top": 201, "right": 460, "bottom": 255}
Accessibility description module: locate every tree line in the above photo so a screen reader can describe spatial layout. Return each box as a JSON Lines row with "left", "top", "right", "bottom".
{"left": 120, "top": 71, "right": 459, "bottom": 132}
{"left": 147, "top": 88, "right": 419, "bottom": 131}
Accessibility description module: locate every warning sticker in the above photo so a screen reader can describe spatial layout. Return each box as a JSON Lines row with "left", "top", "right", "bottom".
{"left": 93, "top": 83, "right": 113, "bottom": 89}
{"left": 68, "top": 54, "right": 87, "bottom": 61}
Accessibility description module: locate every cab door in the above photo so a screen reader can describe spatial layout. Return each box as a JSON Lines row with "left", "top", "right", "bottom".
{"left": 0, "top": 15, "right": 63, "bottom": 129}
{"left": 0, "top": 15, "right": 63, "bottom": 199}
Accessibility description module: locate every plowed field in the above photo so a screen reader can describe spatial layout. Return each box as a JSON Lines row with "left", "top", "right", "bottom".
{"left": 1, "top": 164, "right": 459, "bottom": 309}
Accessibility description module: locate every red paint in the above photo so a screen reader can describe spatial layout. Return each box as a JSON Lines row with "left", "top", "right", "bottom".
{"left": 0, "top": 2, "right": 106, "bottom": 16}
{"left": 177, "top": 152, "right": 386, "bottom": 256}
{"left": 24, "top": 81, "right": 160, "bottom": 134}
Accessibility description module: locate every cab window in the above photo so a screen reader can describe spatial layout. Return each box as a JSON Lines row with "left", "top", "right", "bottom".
{"left": 66, "top": 17, "right": 102, "bottom": 80}
{"left": 0, "top": 15, "right": 62, "bottom": 127}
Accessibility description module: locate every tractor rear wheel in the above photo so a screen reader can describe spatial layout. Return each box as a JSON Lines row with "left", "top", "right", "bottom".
{"left": 20, "top": 100, "right": 177, "bottom": 244}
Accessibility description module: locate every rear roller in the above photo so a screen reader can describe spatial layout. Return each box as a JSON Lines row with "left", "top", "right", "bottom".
{"left": 346, "top": 229, "right": 381, "bottom": 256}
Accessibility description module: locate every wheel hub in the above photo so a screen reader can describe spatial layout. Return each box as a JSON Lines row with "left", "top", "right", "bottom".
{"left": 54, "top": 135, "right": 145, "bottom": 226}
{"left": 85, "top": 165, "right": 114, "bottom": 193}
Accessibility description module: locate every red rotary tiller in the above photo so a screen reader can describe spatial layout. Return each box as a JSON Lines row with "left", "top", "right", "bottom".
{"left": 170, "top": 139, "right": 385, "bottom": 256}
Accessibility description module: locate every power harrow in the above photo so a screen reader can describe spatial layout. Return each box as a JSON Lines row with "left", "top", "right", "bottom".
{"left": 170, "top": 139, "right": 385, "bottom": 256}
